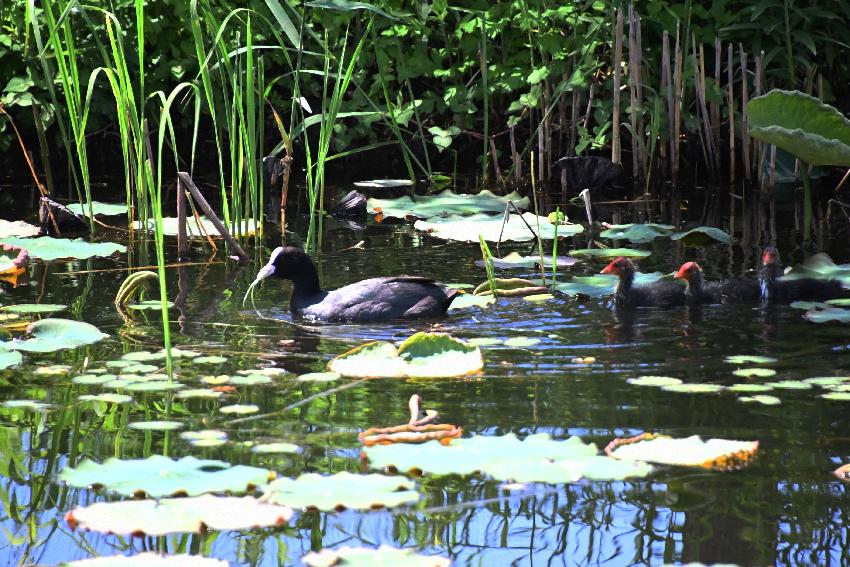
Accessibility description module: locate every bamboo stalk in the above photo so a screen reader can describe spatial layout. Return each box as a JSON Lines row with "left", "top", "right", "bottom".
{"left": 662, "top": 31, "right": 672, "bottom": 170}
{"left": 611, "top": 6, "right": 623, "bottom": 165}
{"left": 691, "top": 37, "right": 711, "bottom": 173}
{"left": 727, "top": 43, "right": 736, "bottom": 185}
{"left": 739, "top": 44, "right": 751, "bottom": 179}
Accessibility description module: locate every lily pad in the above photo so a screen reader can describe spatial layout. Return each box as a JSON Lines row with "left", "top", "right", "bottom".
{"left": 8, "top": 319, "right": 108, "bottom": 352}
{"left": 219, "top": 404, "right": 259, "bottom": 415}
{"left": 447, "top": 294, "right": 495, "bottom": 311}
{"left": 503, "top": 337, "right": 541, "bottom": 348}
{"left": 302, "top": 546, "right": 451, "bottom": 567}
{"left": 765, "top": 380, "right": 812, "bottom": 390}
{"left": 524, "top": 293, "right": 554, "bottom": 302}
{"left": 607, "top": 435, "right": 759, "bottom": 468}
{"left": 297, "top": 372, "right": 341, "bottom": 382}
{"left": 724, "top": 355, "right": 777, "bottom": 364}
{"left": 821, "top": 392, "right": 850, "bottom": 401}
{"left": 739, "top": 395, "right": 782, "bottom": 406}
{"left": 414, "top": 212, "right": 582, "bottom": 243}
{"left": 803, "top": 376, "right": 848, "bottom": 387}
{"left": 262, "top": 472, "right": 419, "bottom": 510}
{"left": 600, "top": 223, "right": 675, "bottom": 243}
{"left": 2, "top": 399, "right": 49, "bottom": 410}
{"left": 64, "top": 553, "right": 229, "bottom": 567}
{"left": 472, "top": 277, "right": 547, "bottom": 297}
{"left": 568, "top": 247, "right": 651, "bottom": 259}
{"left": 363, "top": 433, "right": 651, "bottom": 482}
{"left": 661, "top": 383, "right": 725, "bottom": 394}
{"left": 732, "top": 368, "right": 777, "bottom": 378}
{"left": 0, "top": 236, "right": 126, "bottom": 261}
{"left": 368, "top": 189, "right": 528, "bottom": 219}
{"left": 805, "top": 306, "right": 850, "bottom": 323}
{"left": 128, "top": 420, "right": 183, "bottom": 431}
{"left": 230, "top": 374, "right": 273, "bottom": 385}
{"left": 181, "top": 430, "right": 228, "bottom": 448}
{"left": 728, "top": 383, "right": 774, "bottom": 393}
{"left": 73, "top": 374, "right": 116, "bottom": 385}
{"left": 195, "top": 355, "right": 228, "bottom": 365}
{"left": 474, "top": 251, "right": 578, "bottom": 269}
{"left": 0, "top": 303, "right": 66, "bottom": 314}
{"left": 127, "top": 300, "right": 175, "bottom": 311}
{"left": 669, "top": 226, "right": 733, "bottom": 246}
{"left": 60, "top": 456, "right": 273, "bottom": 497}
{"left": 328, "top": 332, "right": 483, "bottom": 378}
{"left": 132, "top": 217, "right": 259, "bottom": 238}
{"left": 174, "top": 388, "right": 223, "bottom": 399}
{"left": 747, "top": 89, "right": 850, "bottom": 167}
{"left": 784, "top": 253, "right": 850, "bottom": 284}
{"left": 252, "top": 442, "right": 299, "bottom": 454}
{"left": 79, "top": 394, "right": 133, "bottom": 404}
{"left": 553, "top": 272, "right": 665, "bottom": 297}
{"left": 67, "top": 201, "right": 128, "bottom": 217}
{"left": 354, "top": 179, "right": 414, "bottom": 188}
{"left": 65, "top": 494, "right": 292, "bottom": 535}
{"left": 0, "top": 351, "right": 22, "bottom": 370}
{"left": 0, "top": 219, "right": 40, "bottom": 238}
{"left": 627, "top": 376, "right": 683, "bottom": 387}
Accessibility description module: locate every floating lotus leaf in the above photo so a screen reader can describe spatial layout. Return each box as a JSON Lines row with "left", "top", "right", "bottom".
{"left": 124, "top": 381, "right": 184, "bottom": 392}
{"left": 467, "top": 337, "right": 502, "bottom": 346}
{"left": 825, "top": 384, "right": 850, "bottom": 392}
{"left": 568, "top": 247, "right": 651, "bottom": 259}
{"left": 747, "top": 90, "right": 850, "bottom": 166}
{"left": 128, "top": 420, "right": 183, "bottom": 431}
{"left": 828, "top": 298, "right": 850, "bottom": 306}
{"left": 363, "top": 433, "right": 651, "bottom": 481}
{"left": 297, "top": 371, "right": 341, "bottom": 382}
{"left": 132, "top": 217, "right": 259, "bottom": 238}
{"left": 0, "top": 351, "right": 22, "bottom": 370}
{"left": 262, "top": 472, "right": 419, "bottom": 510}
{"left": 0, "top": 219, "right": 40, "bottom": 238}
{"left": 732, "top": 368, "right": 776, "bottom": 378}
{"left": 64, "top": 553, "right": 228, "bottom": 566}
{"left": 194, "top": 355, "right": 228, "bottom": 364}
{"left": 661, "top": 383, "right": 725, "bottom": 394}
{"left": 175, "top": 388, "right": 224, "bottom": 400}
{"left": 252, "top": 442, "right": 300, "bottom": 454}
{"left": 739, "top": 395, "right": 782, "bottom": 406}
{"left": 230, "top": 374, "right": 273, "bottom": 385}
{"left": 127, "top": 300, "right": 175, "bottom": 311}
{"left": 180, "top": 430, "right": 228, "bottom": 448}
{"left": 60, "top": 455, "right": 273, "bottom": 498}
{"left": 784, "top": 254, "right": 850, "bottom": 284}
{"left": 123, "top": 364, "right": 158, "bottom": 374}
{"left": 65, "top": 494, "right": 292, "bottom": 535}
{"left": 0, "top": 303, "right": 66, "bottom": 314}
{"left": 669, "top": 227, "right": 733, "bottom": 246}
{"left": 414, "top": 212, "right": 582, "bottom": 242}
{"left": 2, "top": 399, "right": 49, "bottom": 410}
{"left": 9, "top": 319, "right": 107, "bottom": 352}
{"left": 503, "top": 337, "right": 541, "bottom": 348}
{"left": 328, "top": 333, "right": 483, "bottom": 378}
{"left": 765, "top": 380, "right": 811, "bottom": 390}
{"left": 34, "top": 364, "right": 72, "bottom": 375}
{"left": 73, "top": 374, "right": 117, "bottom": 385}
{"left": 728, "top": 383, "right": 774, "bottom": 393}
{"left": 789, "top": 300, "right": 828, "bottom": 310}
{"left": 302, "top": 546, "right": 451, "bottom": 567}
{"left": 67, "top": 201, "right": 129, "bottom": 217}
{"left": 447, "top": 294, "right": 495, "bottom": 311}
{"left": 237, "top": 366, "right": 287, "bottom": 376}
{"left": 0, "top": 236, "right": 126, "bottom": 261}
{"left": 822, "top": 392, "right": 850, "bottom": 401}
{"left": 627, "top": 376, "right": 683, "bottom": 387}
{"left": 607, "top": 434, "right": 759, "bottom": 469}
{"left": 219, "top": 404, "right": 259, "bottom": 415}
{"left": 599, "top": 223, "right": 675, "bottom": 243}
{"left": 724, "top": 355, "right": 777, "bottom": 364}
{"left": 474, "top": 252, "right": 578, "bottom": 269}
{"left": 354, "top": 179, "right": 414, "bottom": 188}
{"left": 553, "top": 272, "right": 665, "bottom": 297}
{"left": 803, "top": 377, "right": 849, "bottom": 387}
{"left": 368, "top": 189, "right": 528, "bottom": 219}
{"left": 805, "top": 306, "right": 850, "bottom": 323}
{"left": 79, "top": 394, "right": 133, "bottom": 404}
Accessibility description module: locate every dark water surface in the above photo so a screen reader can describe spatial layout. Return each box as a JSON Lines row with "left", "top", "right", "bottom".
{"left": 2, "top": 211, "right": 850, "bottom": 566}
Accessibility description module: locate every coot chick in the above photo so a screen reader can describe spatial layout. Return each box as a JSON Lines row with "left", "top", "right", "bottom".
{"left": 674, "top": 261, "right": 759, "bottom": 304}
{"left": 760, "top": 246, "right": 849, "bottom": 304}
{"left": 244, "top": 246, "right": 459, "bottom": 322}
{"left": 601, "top": 257, "right": 686, "bottom": 307}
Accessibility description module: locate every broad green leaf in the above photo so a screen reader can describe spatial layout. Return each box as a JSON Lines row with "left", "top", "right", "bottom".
{"left": 369, "top": 189, "right": 528, "bottom": 219}
{"left": 354, "top": 179, "right": 413, "bottom": 188}
{"left": 1, "top": 399, "right": 48, "bottom": 410}
{"left": 132, "top": 218, "right": 259, "bottom": 238}
{"left": 415, "top": 212, "right": 582, "bottom": 242}
{"left": 747, "top": 90, "right": 850, "bottom": 166}
{"left": 599, "top": 223, "right": 675, "bottom": 243}
{"left": 608, "top": 435, "right": 759, "bottom": 468}
{"left": 363, "top": 433, "right": 651, "bottom": 482}
{"left": 303, "top": 546, "right": 450, "bottom": 567}
{"left": 474, "top": 251, "right": 577, "bottom": 269}
{"left": 554, "top": 272, "right": 664, "bottom": 297}
{"left": 765, "top": 380, "right": 812, "bottom": 390}
{"left": 0, "top": 303, "right": 66, "bottom": 314}
{"left": 219, "top": 404, "right": 259, "bottom": 415}
{"left": 503, "top": 337, "right": 541, "bottom": 347}
{"left": 728, "top": 383, "right": 774, "bottom": 393}
{"left": 65, "top": 495, "right": 292, "bottom": 535}
{"left": 181, "top": 430, "right": 228, "bottom": 448}
{"left": 252, "top": 442, "right": 299, "bottom": 454}
{"left": 739, "top": 395, "right": 782, "bottom": 406}
{"left": 63, "top": 552, "right": 229, "bottom": 566}
{"left": 79, "top": 394, "right": 133, "bottom": 404}
{"left": 0, "top": 351, "right": 22, "bottom": 370}
{"left": 447, "top": 293, "right": 495, "bottom": 311}
{"left": 803, "top": 376, "right": 848, "bottom": 387}
{"left": 128, "top": 421, "right": 183, "bottom": 431}
{"left": 669, "top": 227, "right": 733, "bottom": 246}
{"left": 569, "top": 247, "right": 651, "bottom": 259}
{"left": 67, "top": 201, "right": 128, "bottom": 217}
{"left": 174, "top": 388, "right": 223, "bottom": 399}
{"left": 822, "top": 392, "right": 850, "bottom": 401}
{"left": 805, "top": 306, "right": 850, "bottom": 323}
{"left": 732, "top": 368, "right": 776, "bottom": 378}
{"left": 194, "top": 355, "right": 228, "bottom": 364}
{"left": 297, "top": 371, "right": 341, "bottom": 382}
{"left": 230, "top": 374, "right": 273, "bottom": 385}
{"left": 60, "top": 456, "right": 272, "bottom": 498}
{"left": 784, "top": 252, "right": 850, "bottom": 284}
{"left": 263, "top": 472, "right": 419, "bottom": 510}
{"left": 127, "top": 300, "right": 175, "bottom": 311}
{"left": 661, "top": 383, "right": 725, "bottom": 394}
{"left": 9, "top": 319, "right": 107, "bottom": 352}
{"left": 0, "top": 237, "right": 125, "bottom": 261}
{"left": 627, "top": 376, "right": 683, "bottom": 387}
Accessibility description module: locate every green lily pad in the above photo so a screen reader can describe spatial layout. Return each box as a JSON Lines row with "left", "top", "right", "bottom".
{"left": 627, "top": 376, "right": 683, "bottom": 387}
{"left": 2, "top": 399, "right": 49, "bottom": 410}
{"left": 569, "top": 247, "right": 651, "bottom": 259}
{"left": 230, "top": 374, "right": 273, "bottom": 385}
{"left": 739, "top": 395, "right": 782, "bottom": 406}
{"left": 524, "top": 293, "right": 554, "bottom": 302}
{"left": 789, "top": 300, "right": 828, "bottom": 310}
{"left": 784, "top": 253, "right": 850, "bottom": 284}
{"left": 363, "top": 433, "right": 651, "bottom": 482}
{"left": 827, "top": 298, "right": 850, "bottom": 306}
{"left": 447, "top": 293, "right": 496, "bottom": 311}
{"left": 803, "top": 376, "right": 848, "bottom": 387}
{"left": 328, "top": 332, "right": 483, "bottom": 378}
{"left": 503, "top": 337, "right": 541, "bottom": 348}
{"left": 0, "top": 351, "right": 22, "bottom": 370}
{"left": 79, "top": 394, "right": 133, "bottom": 404}
{"left": 202, "top": 375, "right": 232, "bottom": 385}
{"left": 194, "top": 355, "right": 228, "bottom": 365}
{"left": 67, "top": 201, "right": 129, "bottom": 217}
{"left": 127, "top": 300, "right": 175, "bottom": 311}
{"left": 724, "top": 355, "right": 777, "bottom": 364}
{"left": 669, "top": 226, "right": 733, "bottom": 246}
{"left": 60, "top": 455, "right": 272, "bottom": 498}
{"left": 252, "top": 442, "right": 300, "bottom": 454}
{"left": 237, "top": 367, "right": 287, "bottom": 377}
{"left": 296, "top": 372, "right": 340, "bottom": 382}
{"left": 0, "top": 219, "right": 40, "bottom": 238}
{"left": 0, "top": 303, "right": 66, "bottom": 314}
{"left": 9, "top": 318, "right": 108, "bottom": 352}
{"left": 124, "top": 381, "right": 185, "bottom": 392}
{"left": 747, "top": 90, "right": 850, "bottom": 167}
{"left": 765, "top": 380, "right": 812, "bottom": 390}
{"left": 608, "top": 435, "right": 759, "bottom": 467}
{"left": 368, "top": 189, "right": 528, "bottom": 219}
{"left": 174, "top": 388, "right": 223, "bottom": 399}
{"left": 123, "top": 364, "right": 158, "bottom": 374}
{"left": 0, "top": 236, "right": 125, "bottom": 261}
{"left": 599, "top": 223, "right": 675, "bottom": 243}
{"left": 65, "top": 495, "right": 292, "bottom": 535}
{"left": 121, "top": 351, "right": 164, "bottom": 362}
{"left": 414, "top": 212, "right": 582, "bottom": 242}
{"left": 73, "top": 374, "right": 117, "bottom": 385}
{"left": 474, "top": 251, "right": 578, "bottom": 269}
{"left": 34, "top": 364, "right": 73, "bottom": 376}
{"left": 728, "top": 383, "right": 774, "bottom": 393}
{"left": 262, "top": 472, "right": 419, "bottom": 510}
{"left": 821, "top": 392, "right": 850, "bottom": 401}
{"left": 64, "top": 552, "right": 229, "bottom": 566}
{"left": 354, "top": 179, "right": 414, "bottom": 188}
{"left": 805, "top": 306, "right": 850, "bottom": 323}
{"left": 132, "top": 217, "right": 260, "bottom": 238}
{"left": 219, "top": 404, "right": 259, "bottom": 415}
{"left": 302, "top": 546, "right": 451, "bottom": 567}
{"left": 732, "top": 368, "right": 777, "bottom": 378}
{"left": 466, "top": 338, "right": 503, "bottom": 347}
{"left": 180, "top": 430, "right": 228, "bottom": 448}
{"left": 661, "top": 383, "right": 725, "bottom": 394}
{"left": 128, "top": 420, "right": 183, "bottom": 431}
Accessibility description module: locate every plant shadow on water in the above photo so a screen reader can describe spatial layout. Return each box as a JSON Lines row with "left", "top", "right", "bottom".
{"left": 3, "top": 205, "right": 850, "bottom": 566}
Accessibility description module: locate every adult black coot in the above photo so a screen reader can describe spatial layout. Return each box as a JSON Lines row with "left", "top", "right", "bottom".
{"left": 759, "top": 246, "right": 849, "bottom": 304}
{"left": 601, "top": 257, "right": 685, "bottom": 307}
{"left": 244, "top": 246, "right": 459, "bottom": 322}
{"left": 674, "top": 261, "right": 759, "bottom": 304}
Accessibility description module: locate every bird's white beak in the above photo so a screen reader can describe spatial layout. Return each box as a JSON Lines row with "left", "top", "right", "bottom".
{"left": 243, "top": 261, "right": 276, "bottom": 307}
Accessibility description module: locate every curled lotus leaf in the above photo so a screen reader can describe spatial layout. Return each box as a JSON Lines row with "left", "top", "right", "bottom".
{"left": 65, "top": 494, "right": 292, "bottom": 535}
{"left": 59, "top": 455, "right": 274, "bottom": 498}
{"left": 0, "top": 236, "right": 126, "bottom": 261}
{"left": 669, "top": 226, "right": 733, "bottom": 246}
{"left": 10, "top": 318, "right": 108, "bottom": 352}
{"left": 262, "top": 472, "right": 419, "bottom": 511}
{"left": 606, "top": 433, "right": 759, "bottom": 470}
{"left": 64, "top": 553, "right": 228, "bottom": 566}
{"left": 599, "top": 223, "right": 674, "bottom": 243}
{"left": 368, "top": 189, "right": 528, "bottom": 220}
{"left": 302, "top": 546, "right": 451, "bottom": 567}
{"left": 414, "top": 212, "right": 582, "bottom": 242}
{"left": 472, "top": 278, "right": 547, "bottom": 297}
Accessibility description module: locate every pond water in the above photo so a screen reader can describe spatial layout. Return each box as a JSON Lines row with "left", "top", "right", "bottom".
{"left": 2, "top": 204, "right": 850, "bottom": 566}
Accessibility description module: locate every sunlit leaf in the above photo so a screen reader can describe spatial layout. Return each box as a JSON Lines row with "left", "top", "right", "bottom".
{"left": 219, "top": 404, "right": 259, "bottom": 415}
{"left": 79, "top": 394, "right": 133, "bottom": 404}
{"left": 661, "top": 383, "right": 725, "bottom": 394}
{"left": 627, "top": 376, "right": 683, "bottom": 387}
{"left": 608, "top": 435, "right": 758, "bottom": 469}
{"left": 63, "top": 552, "right": 229, "bottom": 566}
{"left": 724, "top": 355, "right": 777, "bottom": 364}
{"left": 194, "top": 355, "right": 228, "bottom": 364}
{"left": 0, "top": 351, "right": 22, "bottom": 370}
{"left": 9, "top": 319, "right": 107, "bottom": 352}
{"left": 474, "top": 251, "right": 577, "bottom": 269}
{"left": 302, "top": 546, "right": 451, "bottom": 567}
{"left": 568, "top": 247, "right": 651, "bottom": 259}
{"left": 727, "top": 383, "right": 774, "bottom": 393}
{"left": 765, "top": 380, "right": 812, "bottom": 390}
{"left": 0, "top": 219, "right": 40, "bottom": 238}
{"left": 739, "top": 395, "right": 782, "bottom": 405}
{"left": 503, "top": 337, "right": 541, "bottom": 348}
{"left": 447, "top": 294, "right": 495, "bottom": 311}
{"left": 67, "top": 201, "right": 128, "bottom": 217}
{"left": 415, "top": 212, "right": 582, "bottom": 243}
{"left": 262, "top": 472, "right": 419, "bottom": 510}
{"left": 0, "top": 303, "right": 66, "bottom": 314}
{"left": 132, "top": 218, "right": 259, "bottom": 238}
{"left": 128, "top": 421, "right": 183, "bottom": 431}
{"left": 599, "top": 223, "right": 674, "bottom": 243}
{"left": 731, "top": 368, "right": 776, "bottom": 378}
{"left": 296, "top": 372, "right": 341, "bottom": 382}
{"left": 0, "top": 236, "right": 125, "bottom": 261}
{"left": 354, "top": 179, "right": 413, "bottom": 188}
{"left": 252, "top": 442, "right": 300, "bottom": 454}
{"left": 368, "top": 189, "right": 528, "bottom": 219}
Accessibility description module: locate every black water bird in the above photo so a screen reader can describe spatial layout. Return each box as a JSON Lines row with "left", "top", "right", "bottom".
{"left": 674, "top": 261, "right": 759, "bottom": 304}
{"left": 244, "top": 246, "right": 459, "bottom": 322}
{"left": 601, "top": 257, "right": 685, "bottom": 308}
{"left": 759, "top": 246, "right": 849, "bottom": 304}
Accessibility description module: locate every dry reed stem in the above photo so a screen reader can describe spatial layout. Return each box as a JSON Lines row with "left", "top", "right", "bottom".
{"left": 727, "top": 43, "right": 736, "bottom": 184}
{"left": 612, "top": 6, "right": 623, "bottom": 165}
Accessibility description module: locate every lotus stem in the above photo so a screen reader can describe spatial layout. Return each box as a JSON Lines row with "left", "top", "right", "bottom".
{"left": 801, "top": 163, "right": 813, "bottom": 242}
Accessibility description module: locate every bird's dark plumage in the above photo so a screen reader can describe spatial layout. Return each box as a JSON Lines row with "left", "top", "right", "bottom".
{"left": 248, "top": 246, "right": 459, "bottom": 322}
{"left": 759, "top": 246, "right": 849, "bottom": 304}
{"left": 674, "top": 261, "right": 759, "bottom": 304}
{"left": 601, "top": 257, "right": 685, "bottom": 308}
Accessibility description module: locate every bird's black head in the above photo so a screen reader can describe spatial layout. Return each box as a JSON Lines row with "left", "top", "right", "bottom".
{"left": 249, "top": 246, "right": 321, "bottom": 293}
